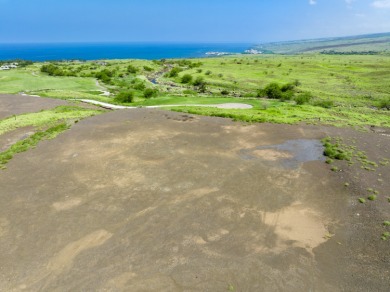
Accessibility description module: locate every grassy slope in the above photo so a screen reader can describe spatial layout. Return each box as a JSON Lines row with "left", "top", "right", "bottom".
{"left": 172, "top": 103, "right": 389, "bottom": 128}
{"left": 0, "top": 105, "right": 102, "bottom": 135}
{"left": 0, "top": 55, "right": 388, "bottom": 128}
{"left": 0, "top": 64, "right": 99, "bottom": 98}
{"left": 174, "top": 55, "right": 390, "bottom": 105}
{"left": 254, "top": 32, "right": 390, "bottom": 54}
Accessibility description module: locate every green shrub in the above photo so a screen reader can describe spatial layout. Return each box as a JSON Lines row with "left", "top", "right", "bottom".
{"left": 183, "top": 89, "right": 197, "bottom": 95}
{"left": 294, "top": 79, "right": 301, "bottom": 86}
{"left": 181, "top": 74, "right": 193, "bottom": 84}
{"left": 127, "top": 65, "right": 138, "bottom": 74}
{"left": 377, "top": 97, "right": 390, "bottom": 110}
{"left": 143, "top": 88, "right": 158, "bottom": 99}
{"left": 312, "top": 99, "right": 334, "bottom": 108}
{"left": 168, "top": 67, "right": 182, "bottom": 78}
{"left": 264, "top": 83, "right": 283, "bottom": 99}
{"left": 221, "top": 89, "right": 229, "bottom": 96}
{"left": 188, "top": 61, "right": 203, "bottom": 68}
{"left": 193, "top": 76, "right": 205, "bottom": 86}
{"left": 115, "top": 91, "right": 134, "bottom": 103}
{"left": 295, "top": 92, "right": 313, "bottom": 105}
{"left": 256, "top": 89, "right": 266, "bottom": 98}
{"left": 133, "top": 82, "right": 146, "bottom": 91}
{"left": 243, "top": 92, "right": 256, "bottom": 98}
{"left": 143, "top": 66, "right": 153, "bottom": 72}
{"left": 280, "top": 91, "right": 294, "bottom": 101}
{"left": 281, "top": 83, "right": 295, "bottom": 92}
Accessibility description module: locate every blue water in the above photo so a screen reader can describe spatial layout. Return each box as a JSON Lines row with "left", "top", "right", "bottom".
{"left": 0, "top": 43, "right": 252, "bottom": 61}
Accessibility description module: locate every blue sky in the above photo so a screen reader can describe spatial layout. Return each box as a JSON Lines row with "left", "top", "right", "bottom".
{"left": 0, "top": 0, "right": 390, "bottom": 43}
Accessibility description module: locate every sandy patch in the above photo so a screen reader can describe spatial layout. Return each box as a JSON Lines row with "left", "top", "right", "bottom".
{"left": 0, "top": 217, "right": 9, "bottom": 237}
{"left": 16, "top": 230, "right": 113, "bottom": 290}
{"left": 261, "top": 202, "right": 330, "bottom": 253}
{"left": 52, "top": 198, "right": 82, "bottom": 211}
{"left": 47, "top": 230, "right": 112, "bottom": 273}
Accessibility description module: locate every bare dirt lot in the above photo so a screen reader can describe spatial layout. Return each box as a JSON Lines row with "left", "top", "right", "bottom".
{"left": 0, "top": 96, "right": 389, "bottom": 291}
{"left": 0, "top": 94, "right": 68, "bottom": 120}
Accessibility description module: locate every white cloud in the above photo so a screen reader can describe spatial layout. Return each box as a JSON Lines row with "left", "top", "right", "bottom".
{"left": 372, "top": 0, "right": 390, "bottom": 8}
{"left": 309, "top": 0, "right": 317, "bottom": 5}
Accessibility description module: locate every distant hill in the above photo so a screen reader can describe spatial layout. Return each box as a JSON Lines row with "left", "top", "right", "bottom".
{"left": 253, "top": 32, "right": 390, "bottom": 55}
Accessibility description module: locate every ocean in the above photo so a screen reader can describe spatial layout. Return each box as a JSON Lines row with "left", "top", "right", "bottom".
{"left": 0, "top": 43, "right": 252, "bottom": 61}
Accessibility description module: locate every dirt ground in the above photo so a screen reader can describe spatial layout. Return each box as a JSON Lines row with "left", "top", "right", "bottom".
{"left": 0, "top": 95, "right": 389, "bottom": 291}
{"left": 0, "top": 94, "right": 68, "bottom": 120}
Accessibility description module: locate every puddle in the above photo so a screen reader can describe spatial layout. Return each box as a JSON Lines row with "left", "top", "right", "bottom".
{"left": 239, "top": 139, "right": 325, "bottom": 168}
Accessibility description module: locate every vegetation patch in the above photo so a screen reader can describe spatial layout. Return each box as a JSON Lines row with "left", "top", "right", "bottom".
{"left": 0, "top": 105, "right": 103, "bottom": 168}
{"left": 381, "top": 232, "right": 390, "bottom": 241}
{"left": 0, "top": 123, "right": 69, "bottom": 169}
{"left": 321, "top": 137, "right": 381, "bottom": 171}
{"left": 0, "top": 106, "right": 102, "bottom": 136}
{"left": 1, "top": 55, "right": 389, "bottom": 129}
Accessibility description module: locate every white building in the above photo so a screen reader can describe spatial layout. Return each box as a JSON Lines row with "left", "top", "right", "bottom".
{"left": 0, "top": 63, "right": 18, "bottom": 70}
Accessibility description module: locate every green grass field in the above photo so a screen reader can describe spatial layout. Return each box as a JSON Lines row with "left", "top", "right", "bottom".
{"left": 0, "top": 66, "right": 99, "bottom": 97}
{"left": 0, "top": 54, "right": 389, "bottom": 128}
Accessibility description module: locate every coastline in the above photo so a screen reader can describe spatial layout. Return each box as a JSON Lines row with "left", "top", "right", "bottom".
{"left": 0, "top": 42, "right": 253, "bottom": 61}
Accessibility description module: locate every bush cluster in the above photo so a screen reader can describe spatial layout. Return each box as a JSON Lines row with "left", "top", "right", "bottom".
{"left": 114, "top": 91, "right": 134, "bottom": 103}
{"left": 322, "top": 138, "right": 352, "bottom": 161}
{"left": 295, "top": 92, "right": 312, "bottom": 105}
{"left": 261, "top": 82, "right": 296, "bottom": 101}
{"left": 143, "top": 88, "right": 159, "bottom": 99}
{"left": 127, "top": 65, "right": 138, "bottom": 74}
{"left": 181, "top": 74, "right": 193, "bottom": 84}
{"left": 167, "top": 67, "right": 182, "bottom": 78}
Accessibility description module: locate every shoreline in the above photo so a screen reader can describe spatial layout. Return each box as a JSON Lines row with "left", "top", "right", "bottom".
{"left": 0, "top": 43, "right": 253, "bottom": 62}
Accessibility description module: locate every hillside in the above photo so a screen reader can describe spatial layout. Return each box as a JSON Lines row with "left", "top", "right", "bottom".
{"left": 253, "top": 32, "right": 390, "bottom": 54}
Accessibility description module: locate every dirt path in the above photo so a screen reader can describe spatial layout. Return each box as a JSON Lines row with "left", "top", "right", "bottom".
{"left": 74, "top": 98, "right": 253, "bottom": 110}
{"left": 95, "top": 80, "right": 111, "bottom": 96}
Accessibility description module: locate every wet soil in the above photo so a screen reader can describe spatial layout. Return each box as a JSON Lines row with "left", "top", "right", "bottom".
{"left": 0, "top": 96, "right": 389, "bottom": 291}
